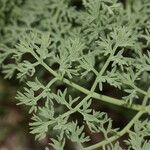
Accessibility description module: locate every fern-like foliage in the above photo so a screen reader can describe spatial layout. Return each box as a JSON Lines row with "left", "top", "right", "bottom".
{"left": 0, "top": 0, "right": 150, "bottom": 150}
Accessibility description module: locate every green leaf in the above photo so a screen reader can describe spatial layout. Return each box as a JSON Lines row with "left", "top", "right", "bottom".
{"left": 98, "top": 68, "right": 122, "bottom": 91}
{"left": 51, "top": 137, "right": 65, "bottom": 150}
{"left": 123, "top": 89, "right": 139, "bottom": 106}
{"left": 55, "top": 37, "right": 85, "bottom": 78}
{"left": 110, "top": 26, "right": 137, "bottom": 47}
{"left": 0, "top": 44, "right": 13, "bottom": 64}
{"left": 66, "top": 121, "right": 90, "bottom": 143}
{"left": 27, "top": 78, "right": 45, "bottom": 91}
{"left": 2, "top": 64, "right": 17, "bottom": 79}
{"left": 16, "top": 88, "right": 37, "bottom": 113}
{"left": 16, "top": 61, "right": 36, "bottom": 81}
{"left": 79, "top": 52, "right": 97, "bottom": 77}
{"left": 97, "top": 36, "right": 113, "bottom": 56}
{"left": 29, "top": 114, "right": 51, "bottom": 140}
{"left": 52, "top": 89, "right": 80, "bottom": 109}
{"left": 111, "top": 49, "right": 128, "bottom": 70}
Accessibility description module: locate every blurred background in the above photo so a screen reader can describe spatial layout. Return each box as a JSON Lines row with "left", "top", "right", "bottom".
{"left": 0, "top": 77, "right": 46, "bottom": 150}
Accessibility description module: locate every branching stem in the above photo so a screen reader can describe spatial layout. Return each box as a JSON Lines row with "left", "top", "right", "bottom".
{"left": 90, "top": 46, "right": 116, "bottom": 92}
{"left": 30, "top": 50, "right": 143, "bottom": 111}
{"left": 82, "top": 109, "right": 145, "bottom": 150}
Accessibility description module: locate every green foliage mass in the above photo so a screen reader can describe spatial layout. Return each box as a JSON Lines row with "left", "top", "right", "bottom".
{"left": 0, "top": 0, "right": 150, "bottom": 149}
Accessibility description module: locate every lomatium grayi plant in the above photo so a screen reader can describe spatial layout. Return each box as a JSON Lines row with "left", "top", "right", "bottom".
{"left": 0, "top": 0, "right": 150, "bottom": 150}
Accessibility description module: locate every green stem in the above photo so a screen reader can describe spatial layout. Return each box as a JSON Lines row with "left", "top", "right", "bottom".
{"left": 92, "top": 92, "right": 142, "bottom": 111}
{"left": 31, "top": 51, "right": 142, "bottom": 111}
{"left": 61, "top": 95, "right": 91, "bottom": 119}
{"left": 82, "top": 109, "right": 144, "bottom": 150}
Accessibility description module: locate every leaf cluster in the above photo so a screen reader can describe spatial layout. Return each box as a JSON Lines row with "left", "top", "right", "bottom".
{"left": 0, "top": 0, "right": 150, "bottom": 150}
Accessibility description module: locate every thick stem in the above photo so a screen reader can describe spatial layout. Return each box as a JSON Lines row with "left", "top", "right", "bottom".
{"left": 43, "top": 60, "right": 142, "bottom": 111}
{"left": 30, "top": 51, "right": 143, "bottom": 111}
